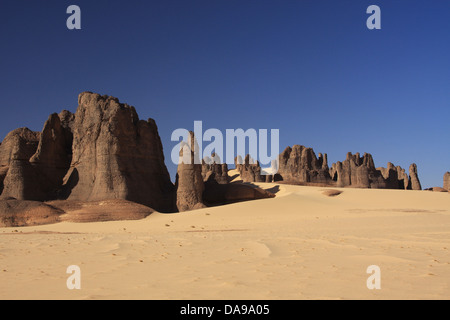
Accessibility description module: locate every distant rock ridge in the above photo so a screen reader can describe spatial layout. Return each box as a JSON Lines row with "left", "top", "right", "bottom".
{"left": 202, "top": 153, "right": 229, "bottom": 184}
{"left": 278, "top": 145, "right": 331, "bottom": 185}
{"left": 236, "top": 146, "right": 422, "bottom": 190}
{"left": 0, "top": 128, "right": 41, "bottom": 199}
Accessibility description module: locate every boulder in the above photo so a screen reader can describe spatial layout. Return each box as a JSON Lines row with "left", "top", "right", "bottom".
{"left": 202, "top": 153, "right": 229, "bottom": 184}
{"left": 203, "top": 180, "right": 275, "bottom": 205}
{"left": 424, "top": 187, "right": 448, "bottom": 193}
{"left": 48, "top": 199, "right": 154, "bottom": 223}
{"left": 0, "top": 111, "right": 75, "bottom": 201}
{"left": 331, "top": 153, "right": 369, "bottom": 188}
{"left": 330, "top": 152, "right": 389, "bottom": 189}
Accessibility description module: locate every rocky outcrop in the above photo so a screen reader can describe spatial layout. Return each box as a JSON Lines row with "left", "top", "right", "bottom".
{"left": 48, "top": 199, "right": 154, "bottom": 223}
{"left": 0, "top": 199, "right": 63, "bottom": 227}
{"left": 0, "top": 128, "right": 41, "bottom": 200}
{"left": 409, "top": 164, "right": 422, "bottom": 190}
{"left": 28, "top": 112, "right": 74, "bottom": 199}
{"left": 443, "top": 172, "right": 450, "bottom": 191}
{"left": 396, "top": 165, "right": 410, "bottom": 190}
{"left": 0, "top": 92, "right": 176, "bottom": 211}
{"left": 329, "top": 152, "right": 386, "bottom": 188}
{"left": 62, "top": 92, "right": 175, "bottom": 212}
{"left": 0, "top": 198, "right": 154, "bottom": 227}
{"left": 235, "top": 147, "right": 421, "bottom": 191}
{"left": 377, "top": 162, "right": 410, "bottom": 189}
{"left": 202, "top": 153, "right": 275, "bottom": 205}
{"left": 278, "top": 145, "right": 331, "bottom": 185}
{"left": 203, "top": 181, "right": 275, "bottom": 205}
{"left": 329, "top": 152, "right": 422, "bottom": 190}
{"left": 424, "top": 187, "right": 448, "bottom": 193}
{"left": 202, "top": 153, "right": 229, "bottom": 184}
{"left": 235, "top": 155, "right": 265, "bottom": 183}
{"left": 175, "top": 132, "right": 205, "bottom": 212}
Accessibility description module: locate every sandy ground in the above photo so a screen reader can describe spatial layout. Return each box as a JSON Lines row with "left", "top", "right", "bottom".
{"left": 1, "top": 176, "right": 450, "bottom": 299}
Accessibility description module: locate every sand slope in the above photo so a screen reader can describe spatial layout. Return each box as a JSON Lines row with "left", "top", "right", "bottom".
{"left": 1, "top": 182, "right": 449, "bottom": 300}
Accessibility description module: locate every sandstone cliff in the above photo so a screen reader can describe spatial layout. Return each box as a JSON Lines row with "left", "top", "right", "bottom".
{"left": 62, "top": 92, "right": 175, "bottom": 212}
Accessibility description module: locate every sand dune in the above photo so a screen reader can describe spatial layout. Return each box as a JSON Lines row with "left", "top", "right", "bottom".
{"left": 1, "top": 180, "right": 449, "bottom": 300}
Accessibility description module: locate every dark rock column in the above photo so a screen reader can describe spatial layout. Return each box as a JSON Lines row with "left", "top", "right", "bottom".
{"left": 409, "top": 163, "right": 422, "bottom": 190}
{"left": 175, "top": 131, "right": 205, "bottom": 212}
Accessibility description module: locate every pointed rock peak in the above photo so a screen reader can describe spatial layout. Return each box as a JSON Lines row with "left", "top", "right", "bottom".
{"left": 409, "top": 163, "right": 422, "bottom": 190}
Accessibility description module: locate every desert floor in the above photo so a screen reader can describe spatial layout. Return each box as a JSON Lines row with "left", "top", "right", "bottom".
{"left": 1, "top": 175, "right": 450, "bottom": 300}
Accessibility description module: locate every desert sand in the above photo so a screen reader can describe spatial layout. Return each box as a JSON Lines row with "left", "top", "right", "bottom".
{"left": 1, "top": 170, "right": 449, "bottom": 300}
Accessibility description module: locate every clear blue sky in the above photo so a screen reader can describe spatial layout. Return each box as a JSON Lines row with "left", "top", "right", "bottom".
{"left": 1, "top": 0, "right": 449, "bottom": 188}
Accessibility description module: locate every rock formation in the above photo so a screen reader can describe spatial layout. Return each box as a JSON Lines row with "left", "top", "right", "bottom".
{"left": 201, "top": 153, "right": 275, "bottom": 206}
{"left": 444, "top": 172, "right": 450, "bottom": 191}
{"left": 29, "top": 112, "right": 74, "bottom": 199}
{"left": 202, "top": 153, "right": 229, "bottom": 184}
{"left": 0, "top": 198, "right": 154, "bottom": 227}
{"left": 62, "top": 92, "right": 175, "bottom": 212}
{"left": 329, "top": 152, "right": 388, "bottom": 188}
{"left": 278, "top": 145, "right": 331, "bottom": 185}
{"left": 48, "top": 199, "right": 154, "bottom": 223}
{"left": 235, "top": 155, "right": 265, "bottom": 183}
{"left": 377, "top": 162, "right": 410, "bottom": 189}
{"left": 424, "top": 187, "right": 448, "bottom": 193}
{"left": 329, "top": 153, "right": 421, "bottom": 190}
{"left": 203, "top": 180, "right": 275, "bottom": 205}
{"left": 409, "top": 163, "right": 422, "bottom": 190}
{"left": 0, "top": 90, "right": 434, "bottom": 227}
{"left": 0, "top": 128, "right": 41, "bottom": 200}
{"left": 0, "top": 112, "right": 74, "bottom": 201}
{"left": 0, "top": 199, "right": 63, "bottom": 227}
{"left": 175, "top": 132, "right": 205, "bottom": 212}
{"left": 176, "top": 137, "right": 276, "bottom": 211}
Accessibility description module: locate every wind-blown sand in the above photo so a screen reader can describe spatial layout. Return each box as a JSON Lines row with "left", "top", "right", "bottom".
{"left": 1, "top": 176, "right": 449, "bottom": 299}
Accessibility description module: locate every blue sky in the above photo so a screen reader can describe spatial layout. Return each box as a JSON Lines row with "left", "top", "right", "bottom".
{"left": 0, "top": 0, "right": 449, "bottom": 188}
